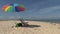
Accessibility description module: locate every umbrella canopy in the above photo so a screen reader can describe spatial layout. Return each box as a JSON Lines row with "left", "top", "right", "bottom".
{"left": 2, "top": 3, "right": 26, "bottom": 12}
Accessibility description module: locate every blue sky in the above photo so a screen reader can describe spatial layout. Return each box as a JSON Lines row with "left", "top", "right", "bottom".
{"left": 0, "top": 0, "right": 60, "bottom": 20}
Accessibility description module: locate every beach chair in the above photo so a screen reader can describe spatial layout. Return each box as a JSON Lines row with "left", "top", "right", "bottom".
{"left": 19, "top": 18, "right": 29, "bottom": 26}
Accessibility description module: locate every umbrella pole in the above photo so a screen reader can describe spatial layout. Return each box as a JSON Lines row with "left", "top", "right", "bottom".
{"left": 19, "top": 18, "right": 25, "bottom": 26}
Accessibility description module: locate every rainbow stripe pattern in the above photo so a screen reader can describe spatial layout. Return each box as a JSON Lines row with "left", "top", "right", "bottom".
{"left": 2, "top": 3, "right": 26, "bottom": 12}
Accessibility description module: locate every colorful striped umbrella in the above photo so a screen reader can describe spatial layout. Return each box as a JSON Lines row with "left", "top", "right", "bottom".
{"left": 2, "top": 3, "right": 26, "bottom": 12}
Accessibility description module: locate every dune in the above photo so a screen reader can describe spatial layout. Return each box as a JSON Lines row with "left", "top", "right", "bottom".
{"left": 0, "top": 20, "right": 60, "bottom": 34}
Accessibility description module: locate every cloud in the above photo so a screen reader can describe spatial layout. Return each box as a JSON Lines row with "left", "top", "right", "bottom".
{"left": 39, "top": 5, "right": 60, "bottom": 14}
{"left": 9, "top": 16, "right": 15, "bottom": 19}
{"left": 0, "top": 16, "right": 3, "bottom": 19}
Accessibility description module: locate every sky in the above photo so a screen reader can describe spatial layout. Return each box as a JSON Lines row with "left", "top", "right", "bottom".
{"left": 0, "top": 0, "right": 60, "bottom": 20}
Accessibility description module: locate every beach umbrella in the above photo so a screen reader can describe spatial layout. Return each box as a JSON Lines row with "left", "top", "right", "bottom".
{"left": 2, "top": 3, "right": 26, "bottom": 12}
{"left": 2, "top": 3, "right": 27, "bottom": 27}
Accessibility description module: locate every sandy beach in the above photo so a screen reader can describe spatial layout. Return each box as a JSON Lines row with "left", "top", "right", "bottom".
{"left": 0, "top": 20, "right": 60, "bottom": 34}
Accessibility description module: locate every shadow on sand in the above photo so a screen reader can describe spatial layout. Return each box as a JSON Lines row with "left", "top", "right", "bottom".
{"left": 15, "top": 23, "right": 40, "bottom": 28}
{"left": 21, "top": 25, "right": 40, "bottom": 28}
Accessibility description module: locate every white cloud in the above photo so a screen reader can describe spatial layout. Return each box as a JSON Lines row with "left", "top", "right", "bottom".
{"left": 9, "top": 16, "right": 15, "bottom": 19}
{"left": 39, "top": 5, "right": 60, "bottom": 14}
{"left": 0, "top": 16, "right": 3, "bottom": 19}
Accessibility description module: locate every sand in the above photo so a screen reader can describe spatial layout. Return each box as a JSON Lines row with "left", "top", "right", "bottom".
{"left": 0, "top": 20, "right": 60, "bottom": 34}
